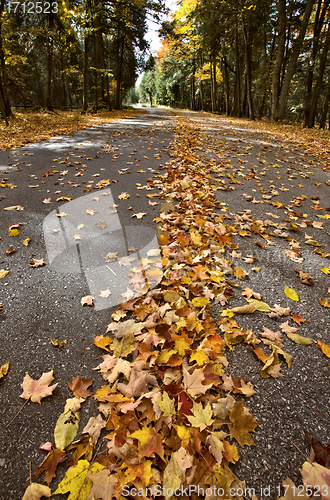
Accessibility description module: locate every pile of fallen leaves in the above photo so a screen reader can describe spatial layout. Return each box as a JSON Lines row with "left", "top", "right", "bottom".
{"left": 0, "top": 109, "right": 146, "bottom": 151}
{"left": 15, "top": 117, "right": 330, "bottom": 499}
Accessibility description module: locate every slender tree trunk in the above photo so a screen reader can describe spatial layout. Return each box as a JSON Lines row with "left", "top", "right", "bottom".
{"left": 274, "top": 0, "right": 315, "bottom": 120}
{"left": 94, "top": 0, "right": 104, "bottom": 109}
{"left": 258, "top": 89, "right": 267, "bottom": 119}
{"left": 191, "top": 57, "right": 196, "bottom": 111}
{"left": 115, "top": 38, "right": 125, "bottom": 109}
{"left": 222, "top": 56, "right": 230, "bottom": 116}
{"left": 319, "top": 86, "right": 330, "bottom": 128}
{"left": 83, "top": 31, "right": 89, "bottom": 111}
{"left": 308, "top": 19, "right": 330, "bottom": 128}
{"left": 241, "top": 14, "right": 254, "bottom": 120}
{"left": 233, "top": 20, "right": 241, "bottom": 117}
{"left": 271, "top": 0, "right": 286, "bottom": 119}
{"left": 0, "top": 0, "right": 11, "bottom": 119}
{"left": 45, "top": 21, "right": 54, "bottom": 111}
{"left": 304, "top": 0, "right": 330, "bottom": 126}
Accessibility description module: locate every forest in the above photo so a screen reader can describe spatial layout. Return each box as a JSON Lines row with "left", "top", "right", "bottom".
{"left": 139, "top": 0, "right": 330, "bottom": 128}
{"left": 0, "top": 0, "right": 165, "bottom": 122}
{"left": 1, "top": 0, "right": 330, "bottom": 128}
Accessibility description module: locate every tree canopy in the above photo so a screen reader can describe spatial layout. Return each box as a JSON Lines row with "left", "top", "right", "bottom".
{"left": 142, "top": 0, "right": 330, "bottom": 128}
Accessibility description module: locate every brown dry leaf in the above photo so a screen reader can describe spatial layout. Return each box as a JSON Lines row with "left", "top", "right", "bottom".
{"left": 69, "top": 375, "right": 93, "bottom": 398}
{"left": 86, "top": 470, "right": 118, "bottom": 500}
{"left": 82, "top": 414, "right": 106, "bottom": 446}
{"left": 229, "top": 401, "right": 258, "bottom": 447}
{"left": 32, "top": 448, "right": 67, "bottom": 485}
{"left": 4, "top": 246, "right": 17, "bottom": 254}
{"left": 182, "top": 364, "right": 213, "bottom": 397}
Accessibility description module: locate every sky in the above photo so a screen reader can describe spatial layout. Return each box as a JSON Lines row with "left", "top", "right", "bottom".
{"left": 136, "top": 0, "right": 177, "bottom": 85}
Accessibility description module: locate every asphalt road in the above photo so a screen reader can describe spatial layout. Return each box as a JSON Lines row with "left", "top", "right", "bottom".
{"left": 0, "top": 108, "right": 173, "bottom": 498}
{"left": 1, "top": 108, "right": 330, "bottom": 499}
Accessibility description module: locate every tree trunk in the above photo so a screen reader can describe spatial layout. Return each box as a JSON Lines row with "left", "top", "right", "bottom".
{"left": 274, "top": 0, "right": 315, "bottom": 120}
{"left": 115, "top": 38, "right": 125, "bottom": 109}
{"left": 232, "top": 20, "right": 241, "bottom": 117}
{"left": 304, "top": 0, "right": 330, "bottom": 126}
{"left": 222, "top": 56, "right": 230, "bottom": 116}
{"left": 308, "top": 19, "right": 330, "bottom": 128}
{"left": 0, "top": 0, "right": 11, "bottom": 119}
{"left": 271, "top": 0, "right": 286, "bottom": 119}
{"left": 191, "top": 57, "right": 196, "bottom": 111}
{"left": 318, "top": 86, "right": 330, "bottom": 129}
{"left": 94, "top": 0, "right": 104, "bottom": 109}
{"left": 45, "top": 12, "right": 54, "bottom": 111}
{"left": 241, "top": 14, "right": 254, "bottom": 120}
{"left": 83, "top": 31, "right": 89, "bottom": 111}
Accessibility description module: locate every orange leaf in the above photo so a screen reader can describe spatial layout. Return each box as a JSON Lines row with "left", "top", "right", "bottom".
{"left": 318, "top": 340, "right": 330, "bottom": 359}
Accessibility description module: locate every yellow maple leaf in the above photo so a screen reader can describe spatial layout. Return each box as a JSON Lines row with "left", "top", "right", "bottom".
{"left": 229, "top": 401, "right": 257, "bottom": 447}
{"left": 53, "top": 459, "right": 104, "bottom": 499}
{"left": 187, "top": 402, "right": 214, "bottom": 431}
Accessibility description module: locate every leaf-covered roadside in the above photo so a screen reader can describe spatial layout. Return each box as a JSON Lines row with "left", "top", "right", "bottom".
{"left": 0, "top": 109, "right": 146, "bottom": 151}
{"left": 15, "top": 116, "right": 330, "bottom": 499}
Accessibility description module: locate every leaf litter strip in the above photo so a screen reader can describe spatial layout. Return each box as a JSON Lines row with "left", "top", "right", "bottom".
{"left": 19, "top": 116, "right": 330, "bottom": 499}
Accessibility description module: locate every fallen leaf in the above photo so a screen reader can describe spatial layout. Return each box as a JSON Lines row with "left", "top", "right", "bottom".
{"left": 20, "top": 370, "right": 58, "bottom": 404}
{"left": 118, "top": 192, "right": 130, "bottom": 200}
{"left": 130, "top": 426, "right": 165, "bottom": 460}
{"left": 29, "top": 258, "right": 45, "bottom": 267}
{"left": 32, "top": 448, "right": 67, "bottom": 485}
{"left": 0, "top": 269, "right": 9, "bottom": 279}
{"left": 4, "top": 246, "right": 17, "bottom": 254}
{"left": 320, "top": 298, "right": 330, "bottom": 308}
{"left": 0, "top": 361, "right": 9, "bottom": 379}
{"left": 285, "top": 332, "right": 313, "bottom": 345}
{"left": 118, "top": 256, "right": 135, "bottom": 266}
{"left": 131, "top": 212, "right": 147, "bottom": 219}
{"left": 4, "top": 205, "right": 24, "bottom": 210}
{"left": 81, "top": 295, "right": 94, "bottom": 306}
{"left": 53, "top": 459, "right": 104, "bottom": 498}
{"left": 301, "top": 462, "right": 330, "bottom": 500}
{"left": 318, "top": 340, "right": 330, "bottom": 358}
{"left": 69, "top": 375, "right": 93, "bottom": 398}
{"left": 229, "top": 401, "right": 257, "bottom": 447}
{"left": 284, "top": 286, "right": 299, "bottom": 301}
{"left": 187, "top": 402, "right": 214, "bottom": 431}
{"left": 98, "top": 288, "right": 111, "bottom": 298}
{"left": 21, "top": 483, "right": 51, "bottom": 500}
{"left": 86, "top": 469, "right": 118, "bottom": 500}
{"left": 22, "top": 238, "right": 31, "bottom": 246}
{"left": 95, "top": 221, "right": 107, "bottom": 229}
